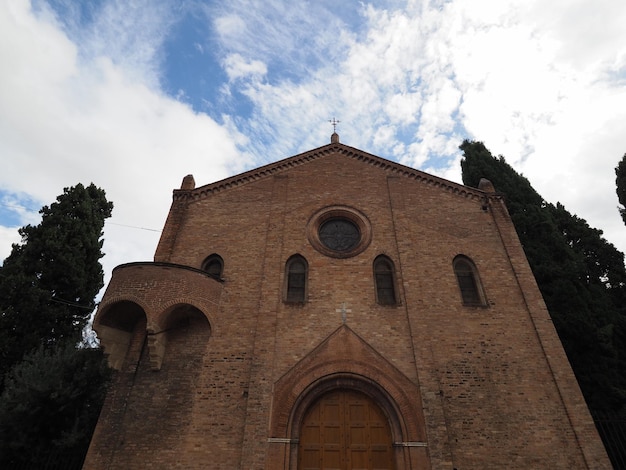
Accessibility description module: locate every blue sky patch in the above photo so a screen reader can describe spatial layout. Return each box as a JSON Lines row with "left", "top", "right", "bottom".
{"left": 161, "top": 8, "right": 228, "bottom": 115}
{"left": 0, "top": 190, "right": 42, "bottom": 229}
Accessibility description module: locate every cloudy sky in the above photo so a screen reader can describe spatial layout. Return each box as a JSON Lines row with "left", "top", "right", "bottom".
{"left": 1, "top": 0, "right": 626, "bottom": 293}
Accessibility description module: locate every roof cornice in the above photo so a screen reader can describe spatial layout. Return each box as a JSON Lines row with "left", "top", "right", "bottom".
{"left": 173, "top": 142, "right": 493, "bottom": 203}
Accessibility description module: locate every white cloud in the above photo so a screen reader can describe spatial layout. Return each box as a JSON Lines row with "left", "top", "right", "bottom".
{"left": 433, "top": 0, "right": 626, "bottom": 253}
{"left": 214, "top": 0, "right": 626, "bottom": 253}
{"left": 526, "top": 0, "right": 626, "bottom": 73}
{"left": 214, "top": 13, "right": 246, "bottom": 43}
{"left": 0, "top": 227, "right": 21, "bottom": 265}
{"left": 209, "top": 1, "right": 346, "bottom": 74}
{"left": 384, "top": 92, "right": 422, "bottom": 126}
{"left": 65, "top": 0, "right": 175, "bottom": 87}
{"left": 0, "top": 0, "right": 250, "bottom": 280}
{"left": 2, "top": 0, "right": 625, "bottom": 275}
{"left": 223, "top": 53, "right": 267, "bottom": 81}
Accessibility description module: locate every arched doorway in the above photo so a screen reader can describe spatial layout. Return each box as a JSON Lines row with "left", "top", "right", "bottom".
{"left": 298, "top": 389, "right": 395, "bottom": 470}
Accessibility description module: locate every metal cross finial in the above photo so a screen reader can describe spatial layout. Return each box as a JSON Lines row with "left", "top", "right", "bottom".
{"left": 329, "top": 117, "right": 340, "bottom": 133}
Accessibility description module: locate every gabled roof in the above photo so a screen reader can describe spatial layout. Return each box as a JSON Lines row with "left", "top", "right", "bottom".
{"left": 173, "top": 139, "right": 488, "bottom": 203}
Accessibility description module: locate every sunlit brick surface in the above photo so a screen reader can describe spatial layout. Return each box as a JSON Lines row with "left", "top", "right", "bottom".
{"left": 84, "top": 142, "right": 610, "bottom": 469}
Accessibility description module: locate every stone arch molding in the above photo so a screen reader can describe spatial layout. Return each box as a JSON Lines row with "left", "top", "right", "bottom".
{"left": 267, "top": 325, "right": 430, "bottom": 469}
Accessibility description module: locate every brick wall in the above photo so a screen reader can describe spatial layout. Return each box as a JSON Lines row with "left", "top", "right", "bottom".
{"left": 84, "top": 143, "right": 610, "bottom": 469}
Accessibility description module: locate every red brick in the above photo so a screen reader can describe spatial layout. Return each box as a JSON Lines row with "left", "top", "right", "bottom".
{"left": 84, "top": 140, "right": 610, "bottom": 469}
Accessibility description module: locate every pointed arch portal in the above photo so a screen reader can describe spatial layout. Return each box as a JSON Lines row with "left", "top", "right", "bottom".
{"left": 298, "top": 389, "right": 395, "bottom": 470}
{"left": 268, "top": 327, "right": 431, "bottom": 469}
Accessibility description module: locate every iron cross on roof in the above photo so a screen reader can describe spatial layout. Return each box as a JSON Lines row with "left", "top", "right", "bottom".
{"left": 329, "top": 117, "right": 340, "bottom": 133}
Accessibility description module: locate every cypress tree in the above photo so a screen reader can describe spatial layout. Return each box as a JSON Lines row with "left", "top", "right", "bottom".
{"left": 460, "top": 140, "right": 626, "bottom": 416}
{"left": 0, "top": 183, "right": 113, "bottom": 384}
{"left": 0, "top": 183, "right": 113, "bottom": 467}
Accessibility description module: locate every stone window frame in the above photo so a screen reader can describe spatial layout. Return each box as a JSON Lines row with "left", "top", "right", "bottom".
{"left": 307, "top": 205, "right": 372, "bottom": 259}
{"left": 453, "top": 255, "right": 487, "bottom": 306}
{"left": 373, "top": 255, "right": 399, "bottom": 306}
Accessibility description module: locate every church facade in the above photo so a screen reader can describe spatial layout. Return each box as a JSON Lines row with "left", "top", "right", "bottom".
{"left": 84, "top": 136, "right": 610, "bottom": 469}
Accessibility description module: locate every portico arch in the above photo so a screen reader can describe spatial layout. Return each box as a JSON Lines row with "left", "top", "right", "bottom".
{"left": 94, "top": 299, "right": 147, "bottom": 370}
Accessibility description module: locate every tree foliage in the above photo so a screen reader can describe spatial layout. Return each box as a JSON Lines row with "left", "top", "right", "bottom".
{"left": 0, "top": 343, "right": 112, "bottom": 468}
{"left": 461, "top": 140, "right": 626, "bottom": 416}
{"left": 0, "top": 183, "right": 113, "bottom": 467}
{"left": 617, "top": 153, "right": 626, "bottom": 225}
{"left": 0, "top": 183, "right": 113, "bottom": 381}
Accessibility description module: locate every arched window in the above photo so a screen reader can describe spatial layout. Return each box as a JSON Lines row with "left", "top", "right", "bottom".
{"left": 285, "top": 255, "right": 308, "bottom": 303}
{"left": 374, "top": 256, "right": 397, "bottom": 305}
{"left": 453, "top": 256, "right": 485, "bottom": 306}
{"left": 201, "top": 254, "right": 224, "bottom": 279}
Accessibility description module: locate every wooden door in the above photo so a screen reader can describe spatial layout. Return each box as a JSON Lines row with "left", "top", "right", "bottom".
{"left": 299, "top": 390, "right": 394, "bottom": 470}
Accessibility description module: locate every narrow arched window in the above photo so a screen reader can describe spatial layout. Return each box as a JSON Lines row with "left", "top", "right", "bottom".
{"left": 453, "top": 256, "right": 485, "bottom": 306}
{"left": 374, "top": 256, "right": 397, "bottom": 305}
{"left": 285, "top": 255, "right": 308, "bottom": 303}
{"left": 202, "top": 254, "right": 224, "bottom": 279}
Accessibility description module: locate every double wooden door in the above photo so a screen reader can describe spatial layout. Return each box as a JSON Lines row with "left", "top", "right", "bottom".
{"left": 298, "top": 390, "right": 395, "bottom": 470}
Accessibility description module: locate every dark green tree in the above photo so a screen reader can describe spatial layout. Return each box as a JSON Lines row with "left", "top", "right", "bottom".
{"left": 617, "top": 153, "right": 626, "bottom": 225}
{"left": 460, "top": 140, "right": 626, "bottom": 416}
{"left": 0, "top": 183, "right": 113, "bottom": 467}
{"left": 0, "top": 183, "right": 113, "bottom": 382}
{"left": 0, "top": 343, "right": 112, "bottom": 468}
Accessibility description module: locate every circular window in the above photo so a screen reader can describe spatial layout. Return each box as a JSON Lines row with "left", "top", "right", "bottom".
{"left": 308, "top": 206, "right": 371, "bottom": 258}
{"left": 319, "top": 218, "right": 361, "bottom": 252}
